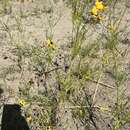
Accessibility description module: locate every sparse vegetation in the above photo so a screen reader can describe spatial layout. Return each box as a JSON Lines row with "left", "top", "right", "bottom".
{"left": 0, "top": 0, "right": 130, "bottom": 130}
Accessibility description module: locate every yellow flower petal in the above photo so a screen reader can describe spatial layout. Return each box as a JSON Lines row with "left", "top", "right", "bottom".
{"left": 95, "top": 0, "right": 105, "bottom": 10}
{"left": 91, "top": 6, "right": 98, "bottom": 15}
{"left": 46, "top": 126, "right": 51, "bottom": 130}
{"left": 46, "top": 39, "right": 57, "bottom": 49}
{"left": 18, "top": 99, "right": 26, "bottom": 107}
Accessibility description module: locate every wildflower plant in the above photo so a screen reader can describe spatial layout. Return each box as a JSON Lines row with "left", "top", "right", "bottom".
{"left": 18, "top": 99, "right": 26, "bottom": 107}
{"left": 90, "top": 0, "right": 106, "bottom": 22}
{"left": 0, "top": 0, "right": 130, "bottom": 130}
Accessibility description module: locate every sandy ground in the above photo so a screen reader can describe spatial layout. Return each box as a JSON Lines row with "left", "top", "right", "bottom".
{"left": 0, "top": 0, "right": 130, "bottom": 130}
{"left": 0, "top": 0, "right": 73, "bottom": 129}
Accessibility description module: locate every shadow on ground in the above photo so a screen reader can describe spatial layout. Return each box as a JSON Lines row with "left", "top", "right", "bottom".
{"left": 1, "top": 104, "right": 30, "bottom": 130}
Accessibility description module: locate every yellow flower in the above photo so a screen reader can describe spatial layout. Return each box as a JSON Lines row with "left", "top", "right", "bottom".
{"left": 26, "top": 115, "right": 32, "bottom": 123}
{"left": 90, "top": 6, "right": 98, "bottom": 15}
{"left": 46, "top": 126, "right": 51, "bottom": 130}
{"left": 46, "top": 39, "right": 57, "bottom": 49}
{"left": 18, "top": 99, "right": 26, "bottom": 107}
{"left": 95, "top": 0, "right": 105, "bottom": 10}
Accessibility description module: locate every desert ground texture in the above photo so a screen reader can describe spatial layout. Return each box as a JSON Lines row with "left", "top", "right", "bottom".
{"left": 0, "top": 0, "right": 130, "bottom": 130}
